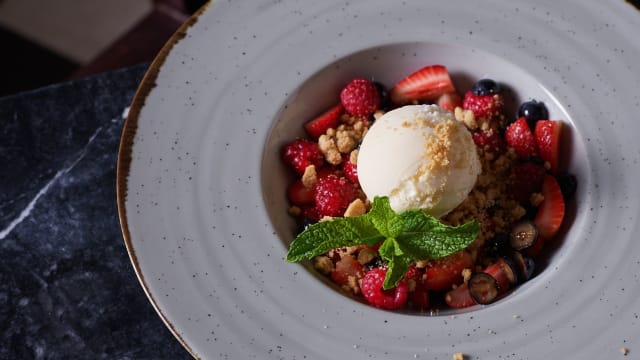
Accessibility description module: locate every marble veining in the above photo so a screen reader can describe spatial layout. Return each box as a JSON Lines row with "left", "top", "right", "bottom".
{"left": 0, "top": 64, "right": 189, "bottom": 359}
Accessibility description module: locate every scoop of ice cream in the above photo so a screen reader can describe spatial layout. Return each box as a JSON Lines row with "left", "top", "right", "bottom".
{"left": 357, "top": 104, "right": 480, "bottom": 217}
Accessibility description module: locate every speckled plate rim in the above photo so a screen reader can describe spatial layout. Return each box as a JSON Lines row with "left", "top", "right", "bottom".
{"left": 116, "top": 1, "right": 640, "bottom": 359}
{"left": 116, "top": 2, "right": 212, "bottom": 358}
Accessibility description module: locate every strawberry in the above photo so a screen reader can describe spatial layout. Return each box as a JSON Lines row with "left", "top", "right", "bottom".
{"left": 340, "top": 78, "right": 380, "bottom": 116}
{"left": 331, "top": 254, "right": 364, "bottom": 286}
{"left": 410, "top": 278, "right": 430, "bottom": 310}
{"left": 304, "top": 103, "right": 344, "bottom": 139}
{"left": 361, "top": 268, "right": 409, "bottom": 309}
{"left": 508, "top": 162, "right": 546, "bottom": 205}
{"left": 424, "top": 250, "right": 474, "bottom": 291}
{"left": 287, "top": 180, "right": 315, "bottom": 205}
{"left": 389, "top": 65, "right": 456, "bottom": 105}
{"left": 436, "top": 91, "right": 462, "bottom": 112}
{"left": 282, "top": 138, "right": 324, "bottom": 174}
{"left": 341, "top": 157, "right": 359, "bottom": 185}
{"left": 483, "top": 258, "right": 517, "bottom": 292}
{"left": 444, "top": 283, "right": 475, "bottom": 308}
{"left": 472, "top": 128, "right": 505, "bottom": 154}
{"left": 534, "top": 120, "right": 563, "bottom": 173}
{"left": 462, "top": 91, "right": 504, "bottom": 120}
{"left": 505, "top": 117, "right": 538, "bottom": 159}
{"left": 534, "top": 175, "right": 565, "bottom": 240}
{"left": 314, "top": 174, "right": 358, "bottom": 217}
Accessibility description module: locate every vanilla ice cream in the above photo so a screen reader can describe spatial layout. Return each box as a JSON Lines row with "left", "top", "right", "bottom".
{"left": 357, "top": 104, "right": 480, "bottom": 217}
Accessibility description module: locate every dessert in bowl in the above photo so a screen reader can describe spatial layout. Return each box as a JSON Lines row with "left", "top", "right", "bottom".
{"left": 262, "top": 43, "right": 582, "bottom": 313}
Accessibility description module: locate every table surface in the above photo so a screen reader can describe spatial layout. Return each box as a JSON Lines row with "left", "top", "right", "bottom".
{"left": 0, "top": 64, "right": 190, "bottom": 359}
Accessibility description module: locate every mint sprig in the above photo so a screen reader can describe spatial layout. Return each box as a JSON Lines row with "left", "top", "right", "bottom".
{"left": 286, "top": 197, "right": 479, "bottom": 289}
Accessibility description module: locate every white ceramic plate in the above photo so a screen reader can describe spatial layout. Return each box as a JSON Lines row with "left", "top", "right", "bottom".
{"left": 117, "top": 1, "right": 640, "bottom": 358}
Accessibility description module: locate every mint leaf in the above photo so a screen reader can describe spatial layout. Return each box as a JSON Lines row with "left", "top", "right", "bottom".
{"left": 395, "top": 211, "right": 480, "bottom": 260}
{"left": 378, "top": 238, "right": 412, "bottom": 289}
{"left": 286, "top": 215, "right": 384, "bottom": 262}
{"left": 285, "top": 196, "right": 479, "bottom": 291}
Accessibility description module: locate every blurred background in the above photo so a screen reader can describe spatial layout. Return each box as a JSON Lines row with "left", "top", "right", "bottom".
{"left": 0, "top": 0, "right": 208, "bottom": 97}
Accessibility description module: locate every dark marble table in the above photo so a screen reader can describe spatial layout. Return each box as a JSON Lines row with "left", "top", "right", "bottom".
{"left": 0, "top": 64, "right": 190, "bottom": 359}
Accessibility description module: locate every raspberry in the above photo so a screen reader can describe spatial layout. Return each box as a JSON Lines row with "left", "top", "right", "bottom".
{"left": 361, "top": 268, "right": 409, "bottom": 310}
{"left": 462, "top": 91, "right": 504, "bottom": 120}
{"left": 314, "top": 174, "right": 357, "bottom": 217}
{"left": 341, "top": 157, "right": 359, "bottom": 185}
{"left": 508, "top": 161, "right": 546, "bottom": 205}
{"left": 340, "top": 78, "right": 381, "bottom": 116}
{"left": 282, "top": 138, "right": 324, "bottom": 174}
{"left": 472, "top": 129, "right": 505, "bottom": 154}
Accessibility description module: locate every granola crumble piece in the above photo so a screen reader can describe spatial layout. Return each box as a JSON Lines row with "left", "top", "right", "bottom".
{"left": 529, "top": 192, "right": 544, "bottom": 207}
{"left": 288, "top": 206, "right": 301, "bottom": 217}
{"left": 455, "top": 107, "right": 478, "bottom": 130}
{"left": 344, "top": 199, "right": 367, "bottom": 217}
{"left": 313, "top": 256, "right": 334, "bottom": 275}
{"left": 318, "top": 134, "right": 342, "bottom": 165}
{"left": 349, "top": 149, "right": 359, "bottom": 165}
{"left": 357, "top": 248, "right": 378, "bottom": 265}
{"left": 452, "top": 353, "right": 466, "bottom": 360}
{"left": 301, "top": 164, "right": 318, "bottom": 188}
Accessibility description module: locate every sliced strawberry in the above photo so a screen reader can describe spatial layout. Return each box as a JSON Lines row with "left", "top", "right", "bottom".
{"left": 410, "top": 278, "right": 430, "bottom": 310}
{"left": 389, "top": 65, "right": 456, "bottom": 105}
{"left": 287, "top": 180, "right": 315, "bottom": 206}
{"left": 445, "top": 283, "right": 475, "bottom": 309}
{"left": 483, "top": 258, "right": 517, "bottom": 292}
{"left": 304, "top": 103, "right": 344, "bottom": 139}
{"left": 505, "top": 117, "right": 538, "bottom": 159}
{"left": 436, "top": 91, "right": 462, "bottom": 112}
{"left": 508, "top": 162, "right": 546, "bottom": 205}
{"left": 534, "top": 175, "right": 566, "bottom": 240}
{"left": 331, "top": 254, "right": 364, "bottom": 286}
{"left": 424, "top": 250, "right": 474, "bottom": 291}
{"left": 534, "top": 120, "right": 563, "bottom": 173}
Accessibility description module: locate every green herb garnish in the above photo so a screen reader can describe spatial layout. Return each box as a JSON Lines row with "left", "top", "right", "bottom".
{"left": 286, "top": 196, "right": 479, "bottom": 289}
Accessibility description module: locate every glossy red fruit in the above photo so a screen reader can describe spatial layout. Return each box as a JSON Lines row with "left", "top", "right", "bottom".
{"left": 282, "top": 138, "right": 324, "bottom": 174}
{"left": 424, "top": 250, "right": 474, "bottom": 291}
{"left": 287, "top": 180, "right": 315, "bottom": 205}
{"left": 483, "top": 258, "right": 517, "bottom": 292}
{"left": 462, "top": 91, "right": 504, "bottom": 120}
{"left": 314, "top": 174, "right": 358, "bottom": 217}
{"left": 299, "top": 205, "right": 320, "bottom": 222}
{"left": 341, "top": 157, "right": 359, "bottom": 185}
{"left": 340, "top": 78, "right": 381, "bottom": 116}
{"left": 389, "top": 65, "right": 456, "bottom": 105}
{"left": 472, "top": 129, "right": 505, "bottom": 154}
{"left": 331, "top": 254, "right": 364, "bottom": 286}
{"left": 304, "top": 103, "right": 344, "bottom": 139}
{"left": 505, "top": 117, "right": 538, "bottom": 158}
{"left": 508, "top": 162, "right": 546, "bottom": 205}
{"left": 436, "top": 91, "right": 462, "bottom": 112}
{"left": 534, "top": 120, "right": 563, "bottom": 173}
{"left": 445, "top": 283, "right": 475, "bottom": 309}
{"left": 534, "top": 175, "right": 566, "bottom": 240}
{"left": 410, "top": 278, "right": 430, "bottom": 310}
{"left": 361, "top": 268, "right": 409, "bottom": 310}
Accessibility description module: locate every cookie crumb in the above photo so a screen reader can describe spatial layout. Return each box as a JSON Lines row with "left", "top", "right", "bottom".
{"left": 302, "top": 165, "right": 318, "bottom": 187}
{"left": 452, "top": 352, "right": 466, "bottom": 360}
{"left": 344, "top": 198, "right": 367, "bottom": 217}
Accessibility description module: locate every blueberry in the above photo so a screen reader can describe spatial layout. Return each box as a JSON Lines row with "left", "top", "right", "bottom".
{"left": 517, "top": 100, "right": 549, "bottom": 127}
{"left": 472, "top": 79, "right": 501, "bottom": 96}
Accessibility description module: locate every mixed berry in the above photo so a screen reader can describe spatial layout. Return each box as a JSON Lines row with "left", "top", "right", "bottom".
{"left": 281, "top": 64, "right": 576, "bottom": 311}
